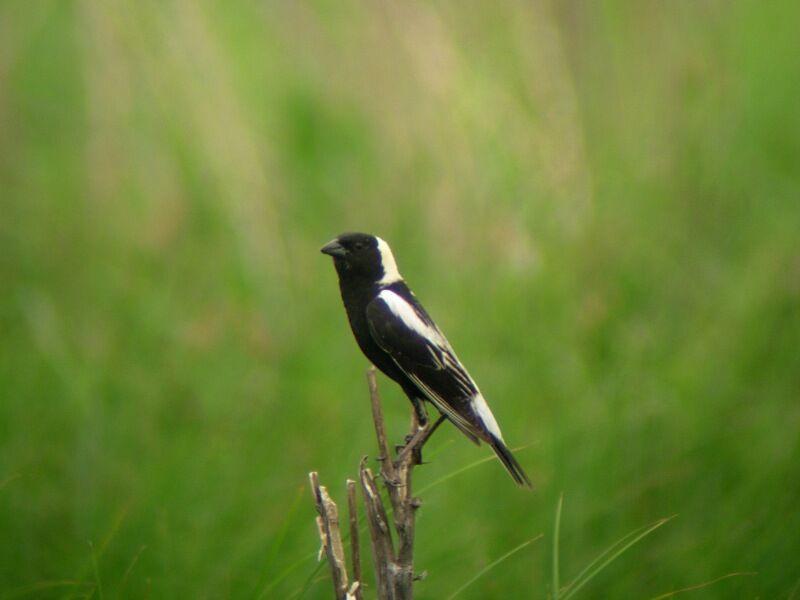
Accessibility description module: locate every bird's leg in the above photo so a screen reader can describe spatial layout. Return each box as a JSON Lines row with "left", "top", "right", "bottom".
{"left": 397, "top": 397, "right": 427, "bottom": 448}
{"left": 396, "top": 397, "right": 429, "bottom": 462}
{"left": 418, "top": 414, "right": 446, "bottom": 447}
{"left": 395, "top": 415, "right": 446, "bottom": 467}
{"left": 411, "top": 396, "right": 429, "bottom": 428}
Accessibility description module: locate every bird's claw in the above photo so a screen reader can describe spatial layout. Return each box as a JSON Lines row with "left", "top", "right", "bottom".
{"left": 396, "top": 434, "right": 425, "bottom": 465}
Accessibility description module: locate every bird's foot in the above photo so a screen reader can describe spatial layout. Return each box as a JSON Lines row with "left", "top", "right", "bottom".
{"left": 395, "top": 434, "right": 425, "bottom": 465}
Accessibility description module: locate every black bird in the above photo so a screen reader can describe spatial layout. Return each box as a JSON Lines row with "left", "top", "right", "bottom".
{"left": 321, "top": 232, "right": 531, "bottom": 487}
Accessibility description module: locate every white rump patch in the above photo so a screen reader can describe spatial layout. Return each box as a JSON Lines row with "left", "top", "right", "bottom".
{"left": 376, "top": 237, "right": 402, "bottom": 284}
{"left": 471, "top": 393, "right": 503, "bottom": 440}
{"left": 378, "top": 290, "right": 443, "bottom": 344}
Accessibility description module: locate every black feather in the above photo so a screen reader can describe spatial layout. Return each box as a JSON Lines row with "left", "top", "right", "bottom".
{"left": 489, "top": 434, "right": 532, "bottom": 488}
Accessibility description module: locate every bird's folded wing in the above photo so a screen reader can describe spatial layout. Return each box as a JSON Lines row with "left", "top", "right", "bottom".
{"left": 365, "top": 290, "right": 486, "bottom": 443}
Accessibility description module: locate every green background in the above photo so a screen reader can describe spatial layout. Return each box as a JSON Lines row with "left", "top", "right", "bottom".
{"left": 2, "top": 1, "right": 799, "bottom": 598}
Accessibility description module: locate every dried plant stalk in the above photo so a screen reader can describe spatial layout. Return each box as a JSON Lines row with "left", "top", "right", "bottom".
{"left": 310, "top": 472, "right": 349, "bottom": 599}
{"left": 311, "top": 368, "right": 444, "bottom": 599}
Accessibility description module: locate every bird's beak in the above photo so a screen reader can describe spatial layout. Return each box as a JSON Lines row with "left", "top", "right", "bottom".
{"left": 320, "top": 239, "right": 347, "bottom": 257}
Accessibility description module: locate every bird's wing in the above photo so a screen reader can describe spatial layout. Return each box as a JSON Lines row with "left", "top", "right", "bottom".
{"left": 366, "top": 289, "right": 498, "bottom": 443}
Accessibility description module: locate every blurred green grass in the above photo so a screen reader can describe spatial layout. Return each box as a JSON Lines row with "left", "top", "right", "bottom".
{"left": 1, "top": 0, "right": 799, "bottom": 598}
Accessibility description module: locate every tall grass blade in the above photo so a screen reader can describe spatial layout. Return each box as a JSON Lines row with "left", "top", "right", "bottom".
{"left": 553, "top": 493, "right": 564, "bottom": 600}
{"left": 0, "top": 581, "right": 89, "bottom": 599}
{"left": 649, "top": 571, "right": 756, "bottom": 599}
{"left": 562, "top": 520, "right": 656, "bottom": 595}
{"left": 445, "top": 534, "right": 543, "bottom": 600}
{"left": 420, "top": 438, "right": 455, "bottom": 461}
{"left": 560, "top": 516, "right": 674, "bottom": 600}
{"left": 293, "top": 561, "right": 326, "bottom": 600}
{"left": 257, "top": 553, "right": 319, "bottom": 598}
{"left": 89, "top": 541, "right": 104, "bottom": 600}
{"left": 255, "top": 485, "right": 306, "bottom": 599}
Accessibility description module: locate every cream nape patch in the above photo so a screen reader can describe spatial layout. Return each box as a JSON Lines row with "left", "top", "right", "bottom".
{"left": 376, "top": 237, "right": 402, "bottom": 284}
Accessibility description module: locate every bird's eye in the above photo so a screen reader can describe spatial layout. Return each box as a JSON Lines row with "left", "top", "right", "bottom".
{"left": 353, "top": 242, "right": 365, "bottom": 250}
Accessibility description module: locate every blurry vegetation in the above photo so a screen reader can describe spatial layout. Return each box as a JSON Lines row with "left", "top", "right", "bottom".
{"left": 1, "top": 0, "right": 799, "bottom": 598}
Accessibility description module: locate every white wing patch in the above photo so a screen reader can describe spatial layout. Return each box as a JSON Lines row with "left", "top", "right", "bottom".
{"left": 378, "top": 288, "right": 504, "bottom": 442}
{"left": 376, "top": 237, "right": 402, "bottom": 284}
{"left": 377, "top": 290, "right": 444, "bottom": 345}
{"left": 471, "top": 393, "right": 503, "bottom": 440}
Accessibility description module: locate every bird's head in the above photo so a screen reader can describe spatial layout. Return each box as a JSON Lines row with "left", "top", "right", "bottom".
{"left": 320, "top": 232, "right": 402, "bottom": 285}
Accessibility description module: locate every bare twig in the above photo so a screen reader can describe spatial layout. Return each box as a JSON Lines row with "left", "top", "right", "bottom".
{"left": 313, "top": 369, "right": 441, "bottom": 599}
{"left": 309, "top": 472, "right": 349, "bottom": 599}
{"left": 346, "top": 479, "right": 363, "bottom": 600}
{"left": 367, "top": 367, "right": 397, "bottom": 483}
{"left": 366, "top": 370, "right": 442, "bottom": 599}
{"left": 360, "top": 459, "right": 396, "bottom": 599}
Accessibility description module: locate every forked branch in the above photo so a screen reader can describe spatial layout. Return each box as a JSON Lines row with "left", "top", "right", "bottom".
{"left": 310, "top": 367, "right": 442, "bottom": 600}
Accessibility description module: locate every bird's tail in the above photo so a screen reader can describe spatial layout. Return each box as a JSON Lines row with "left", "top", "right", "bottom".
{"left": 489, "top": 434, "right": 532, "bottom": 488}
